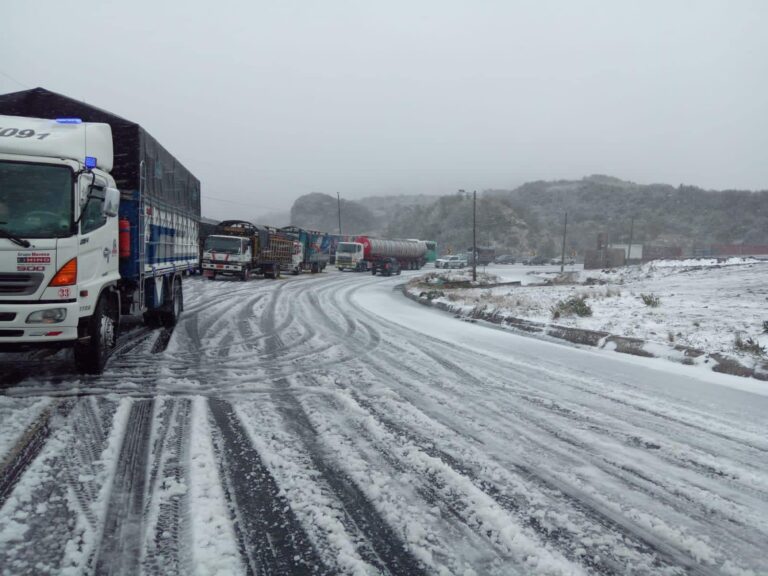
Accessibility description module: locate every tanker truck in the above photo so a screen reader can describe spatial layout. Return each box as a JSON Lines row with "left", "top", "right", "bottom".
{"left": 336, "top": 236, "right": 427, "bottom": 272}
{"left": 0, "top": 88, "right": 200, "bottom": 373}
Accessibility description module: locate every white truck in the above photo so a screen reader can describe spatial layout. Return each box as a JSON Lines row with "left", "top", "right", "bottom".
{"left": 201, "top": 220, "right": 293, "bottom": 280}
{"left": 0, "top": 88, "right": 200, "bottom": 373}
{"left": 335, "top": 241, "right": 366, "bottom": 271}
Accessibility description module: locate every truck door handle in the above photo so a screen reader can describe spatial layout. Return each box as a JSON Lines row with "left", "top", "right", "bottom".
{"left": 103, "top": 248, "right": 111, "bottom": 257}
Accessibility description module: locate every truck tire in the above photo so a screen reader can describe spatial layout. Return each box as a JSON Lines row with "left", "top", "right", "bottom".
{"left": 241, "top": 268, "right": 251, "bottom": 281}
{"left": 371, "top": 269, "right": 377, "bottom": 275}
{"left": 207, "top": 272, "right": 217, "bottom": 280}
{"left": 74, "top": 295, "right": 117, "bottom": 374}
{"left": 162, "top": 280, "right": 183, "bottom": 327}
{"left": 274, "top": 267, "right": 281, "bottom": 279}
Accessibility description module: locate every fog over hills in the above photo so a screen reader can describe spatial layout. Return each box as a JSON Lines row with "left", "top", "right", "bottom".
{"left": 289, "top": 176, "right": 768, "bottom": 257}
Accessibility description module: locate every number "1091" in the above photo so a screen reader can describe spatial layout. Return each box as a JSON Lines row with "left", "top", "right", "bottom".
{"left": 0, "top": 127, "right": 51, "bottom": 140}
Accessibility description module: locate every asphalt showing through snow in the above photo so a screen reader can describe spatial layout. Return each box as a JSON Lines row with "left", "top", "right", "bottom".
{"left": 0, "top": 270, "right": 766, "bottom": 575}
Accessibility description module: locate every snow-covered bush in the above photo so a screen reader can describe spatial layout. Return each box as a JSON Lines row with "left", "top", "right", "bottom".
{"left": 734, "top": 333, "right": 766, "bottom": 357}
{"left": 640, "top": 293, "right": 661, "bottom": 307}
{"left": 551, "top": 295, "right": 592, "bottom": 319}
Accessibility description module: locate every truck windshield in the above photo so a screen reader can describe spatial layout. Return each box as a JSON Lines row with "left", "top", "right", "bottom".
{"left": 204, "top": 236, "right": 242, "bottom": 254}
{"left": 337, "top": 243, "right": 360, "bottom": 253}
{"left": 0, "top": 161, "right": 74, "bottom": 238}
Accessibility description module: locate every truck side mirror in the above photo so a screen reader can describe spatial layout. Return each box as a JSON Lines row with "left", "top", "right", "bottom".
{"left": 102, "top": 187, "right": 120, "bottom": 217}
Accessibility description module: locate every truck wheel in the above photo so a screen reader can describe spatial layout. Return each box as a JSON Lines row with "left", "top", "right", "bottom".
{"left": 241, "top": 268, "right": 251, "bottom": 281}
{"left": 274, "top": 267, "right": 281, "bottom": 279}
{"left": 292, "top": 268, "right": 300, "bottom": 275}
{"left": 162, "top": 280, "right": 183, "bottom": 327}
{"left": 371, "top": 269, "right": 377, "bottom": 275}
{"left": 74, "top": 295, "right": 117, "bottom": 374}
{"left": 207, "top": 272, "right": 217, "bottom": 280}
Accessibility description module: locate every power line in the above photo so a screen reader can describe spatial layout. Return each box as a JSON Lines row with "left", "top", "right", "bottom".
{"left": 201, "top": 194, "right": 287, "bottom": 211}
{"left": 0, "top": 69, "right": 30, "bottom": 90}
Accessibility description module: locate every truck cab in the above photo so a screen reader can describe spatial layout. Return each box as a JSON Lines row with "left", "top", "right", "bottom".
{"left": 335, "top": 241, "right": 365, "bottom": 271}
{"left": 201, "top": 234, "right": 253, "bottom": 280}
{"left": 0, "top": 115, "right": 121, "bottom": 370}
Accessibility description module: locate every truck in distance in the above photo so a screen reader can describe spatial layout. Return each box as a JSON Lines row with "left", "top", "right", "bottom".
{"left": 335, "top": 241, "right": 366, "bottom": 271}
{"left": 201, "top": 220, "right": 293, "bottom": 280}
{"left": 0, "top": 88, "right": 201, "bottom": 373}
{"left": 281, "top": 225, "right": 330, "bottom": 274}
{"left": 336, "top": 236, "right": 427, "bottom": 272}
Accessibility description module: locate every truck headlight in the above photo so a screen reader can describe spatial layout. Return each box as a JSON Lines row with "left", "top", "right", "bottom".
{"left": 26, "top": 308, "right": 67, "bottom": 324}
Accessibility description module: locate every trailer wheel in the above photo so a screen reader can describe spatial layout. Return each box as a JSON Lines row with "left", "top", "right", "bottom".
{"left": 74, "top": 294, "right": 117, "bottom": 374}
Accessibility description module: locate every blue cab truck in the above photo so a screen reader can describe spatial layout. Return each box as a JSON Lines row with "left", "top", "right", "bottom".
{"left": 0, "top": 88, "right": 200, "bottom": 373}
{"left": 281, "top": 225, "right": 330, "bottom": 274}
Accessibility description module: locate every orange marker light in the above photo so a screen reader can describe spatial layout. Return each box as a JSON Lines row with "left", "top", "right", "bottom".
{"left": 49, "top": 258, "right": 77, "bottom": 287}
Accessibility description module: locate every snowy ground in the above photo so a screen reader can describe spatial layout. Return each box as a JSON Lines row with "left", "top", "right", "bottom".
{"left": 410, "top": 259, "right": 768, "bottom": 370}
{"left": 0, "top": 269, "right": 767, "bottom": 575}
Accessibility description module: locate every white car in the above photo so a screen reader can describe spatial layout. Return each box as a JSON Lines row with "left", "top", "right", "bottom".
{"left": 436, "top": 255, "right": 467, "bottom": 269}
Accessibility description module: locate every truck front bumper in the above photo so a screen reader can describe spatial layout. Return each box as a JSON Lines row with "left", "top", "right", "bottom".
{"left": 202, "top": 261, "right": 244, "bottom": 273}
{"left": 0, "top": 301, "right": 81, "bottom": 350}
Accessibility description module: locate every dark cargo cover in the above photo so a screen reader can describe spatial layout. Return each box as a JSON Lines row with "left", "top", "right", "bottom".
{"left": 0, "top": 87, "right": 200, "bottom": 216}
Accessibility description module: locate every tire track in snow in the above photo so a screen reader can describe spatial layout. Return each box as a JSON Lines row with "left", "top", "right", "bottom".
{"left": 208, "top": 397, "right": 325, "bottom": 575}
{"left": 347, "top": 391, "right": 670, "bottom": 575}
{"left": 274, "top": 390, "right": 428, "bottom": 576}
{"left": 94, "top": 398, "right": 154, "bottom": 576}
{"left": 0, "top": 401, "right": 67, "bottom": 508}
{"left": 356, "top": 344, "right": 735, "bottom": 576}
{"left": 0, "top": 398, "right": 117, "bottom": 575}
{"left": 142, "top": 397, "right": 192, "bottom": 576}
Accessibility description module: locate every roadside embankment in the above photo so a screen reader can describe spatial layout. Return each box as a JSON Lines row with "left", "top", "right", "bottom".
{"left": 404, "top": 261, "right": 768, "bottom": 381}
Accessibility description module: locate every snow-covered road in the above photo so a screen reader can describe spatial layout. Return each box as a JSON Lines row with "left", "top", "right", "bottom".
{"left": 0, "top": 270, "right": 766, "bottom": 575}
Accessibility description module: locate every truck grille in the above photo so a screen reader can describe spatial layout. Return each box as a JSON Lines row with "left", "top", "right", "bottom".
{"left": 0, "top": 313, "right": 16, "bottom": 321}
{"left": 0, "top": 273, "right": 44, "bottom": 296}
{"left": 0, "top": 330, "right": 24, "bottom": 337}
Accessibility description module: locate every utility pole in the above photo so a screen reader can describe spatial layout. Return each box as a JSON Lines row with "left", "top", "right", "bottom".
{"left": 336, "top": 192, "right": 342, "bottom": 235}
{"left": 627, "top": 217, "right": 635, "bottom": 264}
{"left": 472, "top": 190, "right": 477, "bottom": 282}
{"left": 560, "top": 212, "right": 568, "bottom": 274}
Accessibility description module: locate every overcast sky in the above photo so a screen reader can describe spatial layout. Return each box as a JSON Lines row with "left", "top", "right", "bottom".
{"left": 2, "top": 0, "right": 766, "bottom": 220}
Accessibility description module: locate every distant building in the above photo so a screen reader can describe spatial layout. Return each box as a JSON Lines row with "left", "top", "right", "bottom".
{"left": 584, "top": 248, "right": 625, "bottom": 269}
{"left": 608, "top": 243, "right": 643, "bottom": 262}
{"left": 710, "top": 244, "right": 768, "bottom": 258}
{"left": 642, "top": 245, "right": 683, "bottom": 261}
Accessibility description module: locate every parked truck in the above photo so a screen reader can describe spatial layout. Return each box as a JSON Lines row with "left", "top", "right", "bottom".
{"left": 281, "top": 225, "right": 330, "bottom": 274}
{"left": 201, "top": 220, "right": 292, "bottom": 280}
{"left": 0, "top": 88, "right": 200, "bottom": 373}
{"left": 336, "top": 236, "right": 427, "bottom": 271}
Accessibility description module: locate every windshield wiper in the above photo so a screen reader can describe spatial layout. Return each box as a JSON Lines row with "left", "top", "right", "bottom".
{"left": 0, "top": 226, "right": 31, "bottom": 248}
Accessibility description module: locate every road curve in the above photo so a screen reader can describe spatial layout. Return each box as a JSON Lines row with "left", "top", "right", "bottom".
{"left": 0, "top": 270, "right": 766, "bottom": 575}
